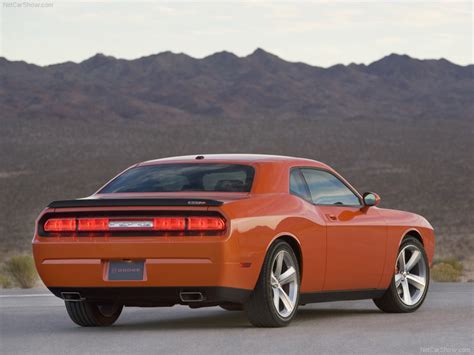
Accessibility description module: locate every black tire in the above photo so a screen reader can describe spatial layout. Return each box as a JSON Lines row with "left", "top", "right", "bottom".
{"left": 246, "top": 240, "right": 300, "bottom": 327}
{"left": 65, "top": 301, "right": 123, "bottom": 327}
{"left": 374, "top": 237, "right": 430, "bottom": 313}
{"left": 219, "top": 303, "right": 244, "bottom": 311}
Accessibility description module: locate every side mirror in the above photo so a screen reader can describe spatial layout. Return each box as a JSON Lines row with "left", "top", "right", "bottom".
{"left": 363, "top": 192, "right": 381, "bottom": 207}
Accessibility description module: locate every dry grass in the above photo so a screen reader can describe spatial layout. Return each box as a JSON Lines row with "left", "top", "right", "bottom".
{"left": 0, "top": 273, "right": 13, "bottom": 288}
{"left": 431, "top": 256, "right": 464, "bottom": 282}
{"left": 3, "top": 255, "right": 38, "bottom": 288}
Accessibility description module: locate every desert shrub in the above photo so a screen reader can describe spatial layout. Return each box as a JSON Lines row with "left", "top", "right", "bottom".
{"left": 3, "top": 255, "right": 38, "bottom": 288}
{"left": 431, "top": 262, "right": 461, "bottom": 282}
{"left": 439, "top": 256, "right": 463, "bottom": 273}
{"left": 0, "top": 273, "right": 13, "bottom": 288}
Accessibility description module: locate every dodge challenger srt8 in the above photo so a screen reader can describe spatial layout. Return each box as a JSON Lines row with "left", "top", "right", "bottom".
{"left": 33, "top": 154, "right": 435, "bottom": 327}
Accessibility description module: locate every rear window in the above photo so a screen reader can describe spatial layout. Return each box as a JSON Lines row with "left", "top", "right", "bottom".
{"left": 100, "top": 164, "right": 255, "bottom": 193}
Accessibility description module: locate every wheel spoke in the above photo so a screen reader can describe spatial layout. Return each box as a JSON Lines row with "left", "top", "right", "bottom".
{"left": 401, "top": 279, "right": 411, "bottom": 304}
{"left": 394, "top": 273, "right": 403, "bottom": 288}
{"left": 405, "top": 250, "right": 421, "bottom": 272}
{"left": 406, "top": 274, "right": 425, "bottom": 290}
{"left": 398, "top": 250, "right": 406, "bottom": 271}
{"left": 278, "top": 287, "right": 294, "bottom": 313}
{"left": 271, "top": 272, "right": 279, "bottom": 286}
{"left": 278, "top": 266, "right": 296, "bottom": 286}
{"left": 273, "top": 288, "right": 280, "bottom": 310}
{"left": 274, "top": 252, "right": 284, "bottom": 277}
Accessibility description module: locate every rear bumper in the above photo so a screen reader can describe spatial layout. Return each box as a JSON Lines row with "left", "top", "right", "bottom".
{"left": 48, "top": 286, "right": 251, "bottom": 307}
{"left": 32, "top": 235, "right": 260, "bottom": 292}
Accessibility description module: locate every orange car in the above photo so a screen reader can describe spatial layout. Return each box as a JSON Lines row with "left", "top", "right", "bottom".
{"left": 33, "top": 154, "right": 435, "bottom": 327}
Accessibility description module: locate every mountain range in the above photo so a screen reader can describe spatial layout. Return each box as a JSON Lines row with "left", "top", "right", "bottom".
{"left": 1, "top": 48, "right": 472, "bottom": 122}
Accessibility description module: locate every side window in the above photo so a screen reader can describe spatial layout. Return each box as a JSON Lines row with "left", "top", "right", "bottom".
{"left": 289, "top": 169, "right": 311, "bottom": 202}
{"left": 300, "top": 169, "right": 361, "bottom": 206}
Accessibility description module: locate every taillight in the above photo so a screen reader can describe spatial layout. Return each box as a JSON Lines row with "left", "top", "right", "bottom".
{"left": 42, "top": 216, "right": 225, "bottom": 234}
{"left": 153, "top": 217, "right": 186, "bottom": 230}
{"left": 188, "top": 217, "right": 226, "bottom": 231}
{"left": 78, "top": 218, "right": 109, "bottom": 231}
{"left": 44, "top": 218, "right": 76, "bottom": 232}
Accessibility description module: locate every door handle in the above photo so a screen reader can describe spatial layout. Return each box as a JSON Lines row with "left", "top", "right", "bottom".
{"left": 326, "top": 214, "right": 337, "bottom": 221}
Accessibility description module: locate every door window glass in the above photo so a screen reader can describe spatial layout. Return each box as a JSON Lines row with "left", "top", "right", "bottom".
{"left": 289, "top": 169, "right": 311, "bottom": 201}
{"left": 300, "top": 169, "right": 360, "bottom": 206}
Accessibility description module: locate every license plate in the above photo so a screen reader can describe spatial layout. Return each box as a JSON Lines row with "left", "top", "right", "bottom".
{"left": 108, "top": 260, "right": 144, "bottom": 281}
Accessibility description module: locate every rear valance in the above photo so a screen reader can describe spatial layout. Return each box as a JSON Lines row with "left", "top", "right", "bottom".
{"left": 48, "top": 198, "right": 224, "bottom": 208}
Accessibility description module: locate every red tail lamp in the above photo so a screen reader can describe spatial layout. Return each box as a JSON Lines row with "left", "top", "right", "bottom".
{"left": 188, "top": 217, "right": 226, "bottom": 231}
{"left": 44, "top": 218, "right": 76, "bottom": 232}
{"left": 78, "top": 218, "right": 109, "bottom": 231}
{"left": 153, "top": 217, "right": 186, "bottom": 230}
{"left": 43, "top": 216, "right": 225, "bottom": 233}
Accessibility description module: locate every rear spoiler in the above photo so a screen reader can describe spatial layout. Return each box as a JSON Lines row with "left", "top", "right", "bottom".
{"left": 48, "top": 198, "right": 224, "bottom": 208}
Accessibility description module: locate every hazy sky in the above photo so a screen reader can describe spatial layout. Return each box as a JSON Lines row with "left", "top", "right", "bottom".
{"left": 1, "top": 1, "right": 472, "bottom": 67}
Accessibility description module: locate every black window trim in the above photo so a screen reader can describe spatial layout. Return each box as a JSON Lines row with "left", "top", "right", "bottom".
{"left": 289, "top": 167, "right": 363, "bottom": 208}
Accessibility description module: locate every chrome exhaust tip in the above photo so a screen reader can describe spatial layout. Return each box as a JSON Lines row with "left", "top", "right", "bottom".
{"left": 61, "top": 292, "right": 85, "bottom": 302}
{"left": 179, "top": 291, "right": 205, "bottom": 303}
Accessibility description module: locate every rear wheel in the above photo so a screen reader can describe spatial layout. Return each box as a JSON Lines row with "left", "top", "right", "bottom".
{"left": 374, "top": 237, "right": 429, "bottom": 313}
{"left": 246, "top": 240, "right": 300, "bottom": 327}
{"left": 65, "top": 301, "right": 123, "bottom": 326}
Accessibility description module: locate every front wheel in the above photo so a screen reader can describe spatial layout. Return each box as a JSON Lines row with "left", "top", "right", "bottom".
{"left": 65, "top": 301, "right": 123, "bottom": 326}
{"left": 246, "top": 240, "right": 300, "bottom": 327}
{"left": 374, "top": 237, "right": 430, "bottom": 313}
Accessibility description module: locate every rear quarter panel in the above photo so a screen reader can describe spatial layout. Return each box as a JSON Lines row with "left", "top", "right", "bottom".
{"left": 218, "top": 193, "right": 327, "bottom": 293}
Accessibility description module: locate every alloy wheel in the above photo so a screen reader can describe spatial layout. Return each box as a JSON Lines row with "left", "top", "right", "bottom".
{"left": 395, "top": 245, "right": 427, "bottom": 306}
{"left": 270, "top": 250, "right": 298, "bottom": 318}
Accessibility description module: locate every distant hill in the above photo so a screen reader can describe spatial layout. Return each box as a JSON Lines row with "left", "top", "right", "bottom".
{"left": 0, "top": 49, "right": 473, "bottom": 258}
{"left": 1, "top": 49, "right": 473, "bottom": 121}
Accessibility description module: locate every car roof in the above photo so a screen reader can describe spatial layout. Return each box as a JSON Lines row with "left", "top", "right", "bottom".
{"left": 140, "top": 154, "right": 330, "bottom": 168}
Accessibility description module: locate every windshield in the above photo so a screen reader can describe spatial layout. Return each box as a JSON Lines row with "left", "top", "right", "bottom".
{"left": 100, "top": 164, "right": 255, "bottom": 193}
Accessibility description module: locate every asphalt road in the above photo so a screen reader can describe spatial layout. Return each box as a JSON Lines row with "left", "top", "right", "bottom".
{"left": 1, "top": 283, "right": 472, "bottom": 355}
